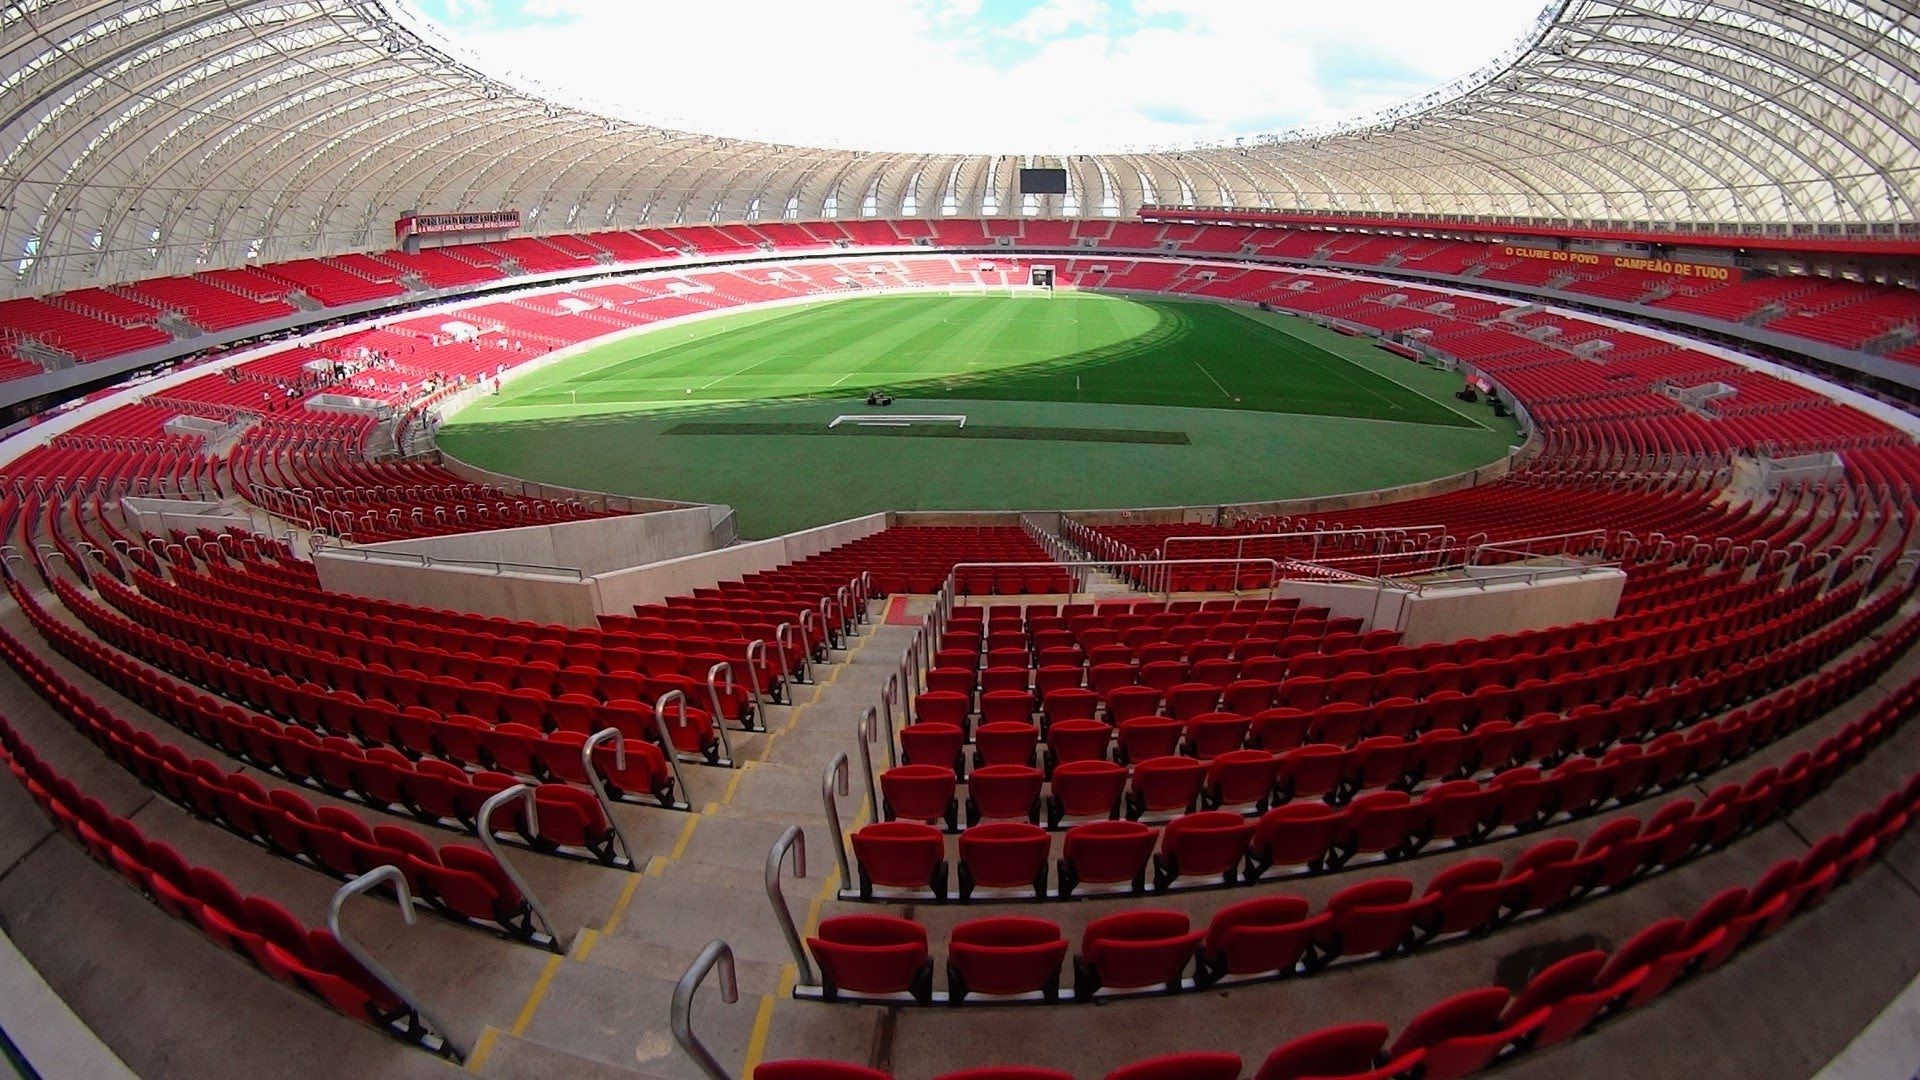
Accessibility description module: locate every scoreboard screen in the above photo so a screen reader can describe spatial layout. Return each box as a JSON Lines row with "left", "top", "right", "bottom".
{"left": 1018, "top": 168, "right": 1068, "bottom": 195}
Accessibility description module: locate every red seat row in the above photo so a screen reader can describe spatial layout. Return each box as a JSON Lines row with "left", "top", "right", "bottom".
{"left": 0, "top": 717, "right": 448, "bottom": 1054}
{"left": 766, "top": 758, "right": 1919, "bottom": 1075}
{"left": 843, "top": 609, "right": 1917, "bottom": 899}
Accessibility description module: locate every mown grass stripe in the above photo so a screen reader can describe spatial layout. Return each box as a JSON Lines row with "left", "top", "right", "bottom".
{"left": 662, "top": 421, "right": 1191, "bottom": 444}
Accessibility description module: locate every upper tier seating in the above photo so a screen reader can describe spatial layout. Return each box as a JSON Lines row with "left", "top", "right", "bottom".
{"left": 1, "top": 223, "right": 1915, "bottom": 382}
{"left": 120, "top": 276, "right": 298, "bottom": 331}
{"left": 0, "top": 296, "right": 172, "bottom": 362}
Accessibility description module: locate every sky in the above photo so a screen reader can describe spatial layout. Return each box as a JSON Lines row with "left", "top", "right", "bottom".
{"left": 402, "top": 0, "right": 1550, "bottom": 153}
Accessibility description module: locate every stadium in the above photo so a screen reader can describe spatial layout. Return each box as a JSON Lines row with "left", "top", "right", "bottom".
{"left": 1, "top": 1, "right": 1919, "bottom": 1079}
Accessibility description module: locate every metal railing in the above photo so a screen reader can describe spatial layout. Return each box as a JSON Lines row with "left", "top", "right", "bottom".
{"left": 327, "top": 868, "right": 462, "bottom": 1059}
{"left": 1159, "top": 525, "right": 1450, "bottom": 569}
{"left": 763, "top": 825, "right": 815, "bottom": 987}
{"left": 1470, "top": 528, "right": 1612, "bottom": 566}
{"left": 670, "top": 941, "right": 739, "bottom": 1080}
{"left": 311, "top": 545, "right": 587, "bottom": 581}
{"left": 658, "top": 688, "right": 729, "bottom": 772}
{"left": 474, "top": 786, "right": 573, "bottom": 947}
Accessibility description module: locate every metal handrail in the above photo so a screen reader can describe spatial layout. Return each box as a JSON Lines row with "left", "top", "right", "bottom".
{"left": 1414, "top": 560, "right": 1622, "bottom": 593}
{"left": 876, "top": 671, "right": 900, "bottom": 769}
{"left": 836, "top": 586, "right": 855, "bottom": 639}
{"left": 795, "top": 609, "right": 817, "bottom": 666}
{"left": 822, "top": 751, "right": 852, "bottom": 886}
{"left": 327, "top": 867, "right": 463, "bottom": 1060}
{"left": 671, "top": 941, "right": 740, "bottom": 1080}
{"left": 774, "top": 622, "right": 801, "bottom": 689}
{"left": 655, "top": 689, "right": 715, "bottom": 783}
{"left": 310, "top": 545, "right": 587, "bottom": 580}
{"left": 765, "top": 824, "right": 814, "bottom": 987}
{"left": 474, "top": 785, "right": 571, "bottom": 946}
{"left": 1160, "top": 525, "right": 1451, "bottom": 569}
{"left": 853, "top": 706, "right": 881, "bottom": 825}
{"left": 1470, "top": 527, "right": 1612, "bottom": 565}
{"left": 939, "top": 556, "right": 1288, "bottom": 607}
{"left": 742, "top": 639, "right": 770, "bottom": 717}
{"left": 580, "top": 730, "right": 642, "bottom": 868}
{"left": 706, "top": 661, "right": 750, "bottom": 732}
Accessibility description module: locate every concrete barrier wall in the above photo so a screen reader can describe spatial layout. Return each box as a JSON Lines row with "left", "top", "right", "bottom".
{"left": 1267, "top": 566, "right": 1623, "bottom": 644}
{"left": 590, "top": 513, "right": 891, "bottom": 614}
{"left": 1396, "top": 569, "right": 1627, "bottom": 646}
{"left": 346, "top": 506, "right": 720, "bottom": 576}
{"left": 119, "top": 498, "right": 259, "bottom": 538}
{"left": 313, "top": 550, "right": 602, "bottom": 626}
{"left": 1275, "top": 579, "right": 1414, "bottom": 629}
{"left": 313, "top": 507, "right": 727, "bottom": 625}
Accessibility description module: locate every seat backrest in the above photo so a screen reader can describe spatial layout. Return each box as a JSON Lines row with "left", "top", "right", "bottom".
{"left": 1254, "top": 1022, "right": 1391, "bottom": 1080}
{"left": 1103, "top": 1052, "right": 1243, "bottom": 1080}
{"left": 1389, "top": 986, "right": 1512, "bottom": 1056}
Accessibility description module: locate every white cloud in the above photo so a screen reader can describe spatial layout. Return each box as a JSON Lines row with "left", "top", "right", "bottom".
{"left": 423, "top": 0, "right": 1549, "bottom": 153}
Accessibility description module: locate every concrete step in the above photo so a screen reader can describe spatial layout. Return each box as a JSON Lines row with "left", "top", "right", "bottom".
{"left": 476, "top": 1031, "right": 664, "bottom": 1078}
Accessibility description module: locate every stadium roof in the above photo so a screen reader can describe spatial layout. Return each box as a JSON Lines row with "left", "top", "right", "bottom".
{"left": 3, "top": 0, "right": 1918, "bottom": 296}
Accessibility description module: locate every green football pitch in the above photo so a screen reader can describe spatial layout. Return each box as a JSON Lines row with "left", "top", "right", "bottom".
{"left": 439, "top": 291, "right": 1521, "bottom": 538}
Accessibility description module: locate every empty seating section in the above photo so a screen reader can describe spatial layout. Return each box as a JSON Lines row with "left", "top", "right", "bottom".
{"left": 479, "top": 237, "right": 597, "bottom": 274}
{"left": 265, "top": 260, "right": 409, "bottom": 306}
{"left": 0, "top": 710, "right": 454, "bottom": 1052}
{"left": 3, "top": 211, "right": 1920, "bottom": 1080}
{"left": 375, "top": 248, "right": 505, "bottom": 289}
{"left": 780, "top": 527, "right": 1063, "bottom": 596}
{"left": 775, "top": 713, "right": 1920, "bottom": 1068}
{"left": 119, "top": 275, "right": 298, "bottom": 331}
{"left": 229, "top": 431, "right": 619, "bottom": 542}
{"left": 0, "top": 296, "right": 171, "bottom": 362}
{"left": 0, "top": 611, "right": 557, "bottom": 944}
{"left": 856, "top": 576, "right": 1906, "bottom": 893}
{"left": 0, "top": 222, "right": 1913, "bottom": 380}
{"left": 197, "top": 268, "right": 301, "bottom": 304}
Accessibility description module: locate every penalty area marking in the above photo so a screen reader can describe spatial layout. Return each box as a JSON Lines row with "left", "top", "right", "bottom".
{"left": 829, "top": 414, "right": 967, "bottom": 429}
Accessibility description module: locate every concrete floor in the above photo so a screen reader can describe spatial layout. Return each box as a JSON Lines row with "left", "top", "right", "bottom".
{"left": 1, "top": 582, "right": 1917, "bottom": 1080}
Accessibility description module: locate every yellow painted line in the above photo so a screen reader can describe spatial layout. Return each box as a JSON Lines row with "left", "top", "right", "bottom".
{"left": 667, "top": 811, "right": 701, "bottom": 860}
{"left": 738, "top": 962, "right": 798, "bottom": 1075}
{"left": 752, "top": 626, "right": 874, "bottom": 760}
{"left": 719, "top": 766, "right": 749, "bottom": 804}
{"left": 509, "top": 953, "right": 565, "bottom": 1037}
{"left": 602, "top": 871, "right": 644, "bottom": 936}
{"left": 644, "top": 854, "right": 669, "bottom": 877}
{"left": 570, "top": 927, "right": 599, "bottom": 963}
{"left": 465, "top": 1026, "right": 501, "bottom": 1073}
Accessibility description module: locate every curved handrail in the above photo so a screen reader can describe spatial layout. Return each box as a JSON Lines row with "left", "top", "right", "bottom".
{"left": 706, "top": 661, "right": 750, "bottom": 732}
{"left": 821, "top": 751, "right": 852, "bottom": 886}
{"left": 581, "top": 729, "right": 643, "bottom": 868}
{"left": 876, "top": 672, "right": 900, "bottom": 770}
{"left": 836, "top": 586, "right": 854, "bottom": 638}
{"left": 773, "top": 622, "right": 799, "bottom": 692}
{"left": 671, "top": 940, "right": 740, "bottom": 1080}
{"left": 765, "top": 824, "right": 814, "bottom": 986}
{"left": 473, "top": 784, "right": 569, "bottom": 949}
{"left": 743, "top": 639, "right": 771, "bottom": 718}
{"left": 854, "top": 705, "right": 880, "bottom": 825}
{"left": 328, "top": 866, "right": 464, "bottom": 1060}
{"left": 819, "top": 597, "right": 838, "bottom": 649}
{"left": 797, "top": 610, "right": 819, "bottom": 680}
{"left": 654, "top": 689, "right": 709, "bottom": 787}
